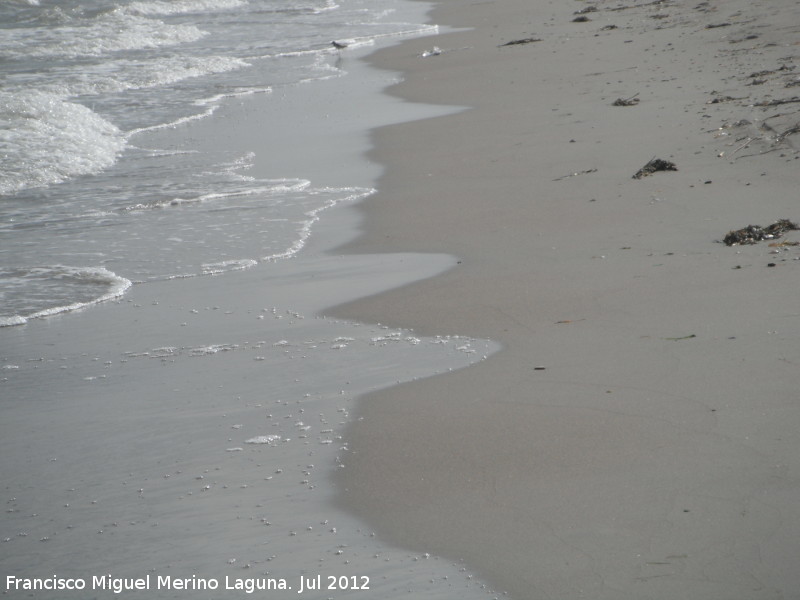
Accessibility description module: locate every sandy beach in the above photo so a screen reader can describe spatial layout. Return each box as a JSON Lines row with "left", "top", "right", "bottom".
{"left": 3, "top": 0, "right": 799, "bottom": 598}
{"left": 330, "top": 0, "right": 800, "bottom": 598}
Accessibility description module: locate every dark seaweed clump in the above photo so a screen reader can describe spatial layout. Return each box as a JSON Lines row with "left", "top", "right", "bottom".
{"left": 723, "top": 219, "right": 799, "bottom": 246}
{"left": 632, "top": 158, "right": 678, "bottom": 179}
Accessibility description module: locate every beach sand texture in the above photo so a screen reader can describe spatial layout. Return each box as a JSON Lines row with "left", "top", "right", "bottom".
{"left": 331, "top": 0, "right": 800, "bottom": 598}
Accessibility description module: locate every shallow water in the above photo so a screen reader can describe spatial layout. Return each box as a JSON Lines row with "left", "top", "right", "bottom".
{"left": 0, "top": 0, "right": 437, "bottom": 325}
{"left": 0, "top": 255, "right": 500, "bottom": 598}
{"left": 1, "top": 0, "right": 504, "bottom": 597}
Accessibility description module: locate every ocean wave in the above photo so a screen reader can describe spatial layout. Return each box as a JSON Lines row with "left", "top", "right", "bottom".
{"left": 126, "top": 0, "right": 248, "bottom": 17}
{"left": 201, "top": 259, "right": 259, "bottom": 275}
{"left": 37, "top": 55, "right": 252, "bottom": 99}
{"left": 119, "top": 178, "right": 313, "bottom": 212}
{"left": 264, "top": 186, "right": 374, "bottom": 261}
{"left": 0, "top": 0, "right": 440, "bottom": 327}
{"left": 316, "top": 0, "right": 339, "bottom": 13}
{"left": 0, "top": 266, "right": 132, "bottom": 327}
{"left": 127, "top": 84, "right": 270, "bottom": 138}
{"left": 0, "top": 10, "right": 206, "bottom": 60}
{"left": 250, "top": 0, "right": 339, "bottom": 17}
{"left": 0, "top": 91, "right": 126, "bottom": 196}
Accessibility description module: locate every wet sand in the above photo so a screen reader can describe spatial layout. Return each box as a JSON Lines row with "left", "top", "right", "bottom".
{"left": 330, "top": 0, "right": 800, "bottom": 598}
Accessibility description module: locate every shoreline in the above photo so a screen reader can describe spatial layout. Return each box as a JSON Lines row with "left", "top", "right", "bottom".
{"left": 330, "top": 0, "right": 800, "bottom": 598}
{"left": 0, "top": 7, "right": 503, "bottom": 596}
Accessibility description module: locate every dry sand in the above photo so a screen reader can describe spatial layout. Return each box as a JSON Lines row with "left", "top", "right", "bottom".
{"left": 330, "top": 0, "right": 800, "bottom": 598}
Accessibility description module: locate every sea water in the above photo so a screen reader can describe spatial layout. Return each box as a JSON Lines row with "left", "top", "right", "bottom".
{"left": 0, "top": 0, "right": 438, "bottom": 326}
{"left": 1, "top": 1, "right": 506, "bottom": 597}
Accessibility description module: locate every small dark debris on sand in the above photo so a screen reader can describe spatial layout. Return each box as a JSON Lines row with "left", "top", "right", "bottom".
{"left": 723, "top": 219, "right": 799, "bottom": 246}
{"left": 755, "top": 96, "right": 800, "bottom": 108}
{"left": 705, "top": 22, "right": 731, "bottom": 29}
{"left": 750, "top": 65, "right": 795, "bottom": 79}
{"left": 573, "top": 15, "right": 591, "bottom": 22}
{"left": 499, "top": 37, "right": 542, "bottom": 47}
{"left": 706, "top": 94, "right": 742, "bottom": 104}
{"left": 632, "top": 158, "right": 677, "bottom": 179}
{"left": 730, "top": 34, "right": 759, "bottom": 44}
{"left": 613, "top": 93, "right": 640, "bottom": 106}
{"left": 608, "top": 0, "right": 671, "bottom": 12}
{"left": 776, "top": 123, "right": 800, "bottom": 143}
{"left": 575, "top": 6, "right": 598, "bottom": 14}
{"left": 601, "top": 24, "right": 618, "bottom": 30}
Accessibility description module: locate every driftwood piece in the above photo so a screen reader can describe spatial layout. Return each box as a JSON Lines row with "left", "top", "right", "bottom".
{"left": 499, "top": 37, "right": 542, "bottom": 47}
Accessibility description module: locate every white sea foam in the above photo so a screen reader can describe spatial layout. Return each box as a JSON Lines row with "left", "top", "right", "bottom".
{"left": 1, "top": 12, "right": 206, "bottom": 60}
{"left": 0, "top": 266, "right": 132, "bottom": 327}
{"left": 125, "top": 85, "right": 269, "bottom": 138}
{"left": 189, "top": 344, "right": 239, "bottom": 356}
{"left": 194, "top": 87, "right": 272, "bottom": 111}
{"left": 120, "top": 178, "right": 311, "bottom": 211}
{"left": 245, "top": 435, "right": 282, "bottom": 445}
{"left": 0, "top": 316, "right": 28, "bottom": 328}
{"left": 264, "top": 187, "right": 374, "bottom": 261}
{"left": 126, "top": 105, "right": 218, "bottom": 137}
{"left": 0, "top": 56, "right": 251, "bottom": 173}
{"left": 126, "top": 0, "right": 248, "bottom": 17}
{"left": 317, "top": 0, "right": 339, "bottom": 13}
{"left": 0, "top": 91, "right": 126, "bottom": 196}
{"left": 43, "top": 55, "right": 252, "bottom": 99}
{"left": 201, "top": 259, "right": 258, "bottom": 275}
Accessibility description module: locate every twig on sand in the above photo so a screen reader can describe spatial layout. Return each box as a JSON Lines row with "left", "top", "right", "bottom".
{"left": 755, "top": 96, "right": 800, "bottom": 108}
{"left": 552, "top": 168, "right": 598, "bottom": 181}
{"left": 730, "top": 137, "right": 754, "bottom": 155}
{"left": 613, "top": 93, "right": 640, "bottom": 106}
{"left": 499, "top": 37, "right": 541, "bottom": 47}
{"left": 776, "top": 123, "right": 800, "bottom": 143}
